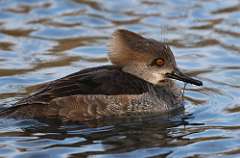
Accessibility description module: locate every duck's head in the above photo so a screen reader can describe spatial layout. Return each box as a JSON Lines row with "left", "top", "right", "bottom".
{"left": 108, "top": 29, "right": 202, "bottom": 86}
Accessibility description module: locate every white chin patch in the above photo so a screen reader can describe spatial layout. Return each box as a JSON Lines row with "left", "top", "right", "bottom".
{"left": 149, "top": 73, "right": 165, "bottom": 84}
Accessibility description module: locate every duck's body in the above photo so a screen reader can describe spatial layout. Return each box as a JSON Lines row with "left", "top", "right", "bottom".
{"left": 1, "top": 29, "right": 202, "bottom": 122}
{"left": 3, "top": 65, "right": 182, "bottom": 121}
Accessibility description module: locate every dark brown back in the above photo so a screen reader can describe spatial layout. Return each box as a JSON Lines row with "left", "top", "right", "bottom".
{"left": 16, "top": 65, "right": 151, "bottom": 105}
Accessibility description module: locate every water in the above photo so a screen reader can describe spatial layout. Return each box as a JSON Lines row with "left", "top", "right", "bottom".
{"left": 0, "top": 0, "right": 240, "bottom": 157}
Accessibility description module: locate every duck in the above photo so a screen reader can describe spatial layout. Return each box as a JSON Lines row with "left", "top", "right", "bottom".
{"left": 0, "top": 29, "right": 202, "bottom": 122}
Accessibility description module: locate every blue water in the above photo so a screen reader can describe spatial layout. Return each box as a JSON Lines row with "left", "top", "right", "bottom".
{"left": 0, "top": 0, "right": 240, "bottom": 157}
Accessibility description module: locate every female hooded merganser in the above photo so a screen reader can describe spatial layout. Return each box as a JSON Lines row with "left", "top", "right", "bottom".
{"left": 1, "top": 29, "right": 202, "bottom": 122}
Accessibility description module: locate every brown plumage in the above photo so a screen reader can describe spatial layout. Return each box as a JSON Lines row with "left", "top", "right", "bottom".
{"left": 0, "top": 29, "right": 202, "bottom": 122}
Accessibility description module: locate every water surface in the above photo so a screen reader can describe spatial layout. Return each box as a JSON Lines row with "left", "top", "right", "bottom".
{"left": 0, "top": 0, "right": 240, "bottom": 157}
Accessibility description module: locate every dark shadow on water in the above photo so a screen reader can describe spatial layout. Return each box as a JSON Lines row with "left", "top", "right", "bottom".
{"left": 0, "top": 97, "right": 208, "bottom": 158}
{"left": 0, "top": 110, "right": 205, "bottom": 158}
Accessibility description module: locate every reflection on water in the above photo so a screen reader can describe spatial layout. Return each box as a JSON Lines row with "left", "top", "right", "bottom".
{"left": 0, "top": 0, "right": 240, "bottom": 157}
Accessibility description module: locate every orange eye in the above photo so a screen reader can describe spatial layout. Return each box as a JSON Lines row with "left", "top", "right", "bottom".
{"left": 155, "top": 58, "right": 165, "bottom": 66}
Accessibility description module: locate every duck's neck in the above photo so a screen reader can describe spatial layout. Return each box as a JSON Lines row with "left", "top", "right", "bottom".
{"left": 145, "top": 80, "right": 183, "bottom": 111}
{"left": 122, "top": 63, "right": 161, "bottom": 85}
{"left": 119, "top": 65, "right": 183, "bottom": 110}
